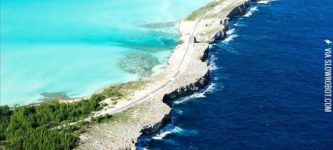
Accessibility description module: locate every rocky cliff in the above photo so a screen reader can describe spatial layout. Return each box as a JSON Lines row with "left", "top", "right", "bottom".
{"left": 78, "top": 0, "right": 253, "bottom": 149}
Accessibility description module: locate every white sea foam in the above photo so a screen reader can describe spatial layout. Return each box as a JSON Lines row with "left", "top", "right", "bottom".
{"left": 173, "top": 127, "right": 198, "bottom": 136}
{"left": 244, "top": 6, "right": 258, "bottom": 17}
{"left": 234, "top": 22, "right": 246, "bottom": 27}
{"left": 149, "top": 83, "right": 213, "bottom": 140}
{"left": 205, "top": 83, "right": 216, "bottom": 93}
{"left": 172, "top": 126, "right": 185, "bottom": 134}
{"left": 152, "top": 130, "right": 173, "bottom": 140}
{"left": 223, "top": 34, "right": 239, "bottom": 43}
{"left": 209, "top": 55, "right": 218, "bottom": 71}
{"left": 226, "top": 28, "right": 236, "bottom": 35}
{"left": 152, "top": 126, "right": 198, "bottom": 140}
{"left": 152, "top": 125, "right": 180, "bottom": 140}
{"left": 257, "top": 0, "right": 273, "bottom": 4}
{"left": 173, "top": 92, "right": 205, "bottom": 104}
{"left": 209, "top": 62, "right": 218, "bottom": 71}
{"left": 257, "top": 1, "right": 269, "bottom": 4}
{"left": 174, "top": 83, "right": 216, "bottom": 105}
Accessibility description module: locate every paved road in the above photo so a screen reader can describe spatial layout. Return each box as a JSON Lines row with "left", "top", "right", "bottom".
{"left": 96, "top": 20, "right": 200, "bottom": 117}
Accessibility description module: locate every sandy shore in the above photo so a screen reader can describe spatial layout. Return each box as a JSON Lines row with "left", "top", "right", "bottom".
{"left": 78, "top": 0, "right": 253, "bottom": 149}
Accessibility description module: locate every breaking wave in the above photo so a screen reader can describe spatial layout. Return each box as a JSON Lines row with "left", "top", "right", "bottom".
{"left": 173, "top": 83, "right": 216, "bottom": 105}
{"left": 152, "top": 124, "right": 175, "bottom": 140}
{"left": 223, "top": 34, "right": 239, "bottom": 43}
{"left": 152, "top": 125, "right": 198, "bottom": 140}
{"left": 226, "top": 28, "right": 236, "bottom": 35}
{"left": 209, "top": 55, "right": 218, "bottom": 71}
{"left": 244, "top": 6, "right": 258, "bottom": 17}
{"left": 257, "top": 0, "right": 274, "bottom": 4}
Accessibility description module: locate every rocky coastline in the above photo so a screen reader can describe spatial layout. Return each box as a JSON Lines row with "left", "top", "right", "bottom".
{"left": 78, "top": 0, "right": 255, "bottom": 149}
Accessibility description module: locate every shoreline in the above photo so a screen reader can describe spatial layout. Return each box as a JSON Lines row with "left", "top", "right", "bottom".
{"left": 0, "top": 0, "right": 262, "bottom": 149}
{"left": 78, "top": 0, "right": 258, "bottom": 149}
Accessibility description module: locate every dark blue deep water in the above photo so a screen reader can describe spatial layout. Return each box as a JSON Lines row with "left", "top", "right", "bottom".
{"left": 145, "top": 0, "right": 333, "bottom": 149}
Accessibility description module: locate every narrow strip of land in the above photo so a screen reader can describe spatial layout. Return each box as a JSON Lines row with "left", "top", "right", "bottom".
{"left": 94, "top": 20, "right": 199, "bottom": 117}
{"left": 79, "top": 0, "right": 252, "bottom": 149}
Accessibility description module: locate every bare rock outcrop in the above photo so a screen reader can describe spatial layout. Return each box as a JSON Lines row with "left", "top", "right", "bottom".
{"left": 78, "top": 0, "right": 253, "bottom": 149}
{"left": 78, "top": 98, "right": 170, "bottom": 150}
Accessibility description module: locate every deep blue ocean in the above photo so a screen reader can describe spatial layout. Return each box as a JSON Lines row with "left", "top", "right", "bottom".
{"left": 143, "top": 0, "right": 333, "bottom": 149}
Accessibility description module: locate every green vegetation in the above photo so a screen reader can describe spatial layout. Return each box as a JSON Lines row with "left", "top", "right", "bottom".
{"left": 91, "top": 114, "right": 112, "bottom": 124}
{"left": 100, "top": 80, "right": 147, "bottom": 101}
{"left": 109, "top": 106, "right": 134, "bottom": 122}
{"left": 110, "top": 99, "right": 151, "bottom": 123}
{"left": 0, "top": 80, "right": 147, "bottom": 149}
{"left": 0, "top": 94, "right": 104, "bottom": 149}
{"left": 186, "top": 1, "right": 220, "bottom": 21}
{"left": 0, "top": 106, "right": 11, "bottom": 141}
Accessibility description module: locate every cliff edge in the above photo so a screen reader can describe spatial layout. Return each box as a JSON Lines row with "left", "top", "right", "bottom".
{"left": 78, "top": 0, "right": 253, "bottom": 149}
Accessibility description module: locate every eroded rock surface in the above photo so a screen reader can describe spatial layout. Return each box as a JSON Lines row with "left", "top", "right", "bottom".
{"left": 78, "top": 0, "right": 252, "bottom": 149}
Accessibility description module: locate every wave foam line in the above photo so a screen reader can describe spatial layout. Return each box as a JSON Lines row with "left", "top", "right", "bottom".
{"left": 244, "top": 6, "right": 258, "bottom": 17}
{"left": 152, "top": 126, "right": 198, "bottom": 140}
{"left": 223, "top": 34, "right": 239, "bottom": 43}
{"left": 257, "top": 0, "right": 273, "bottom": 4}
{"left": 226, "top": 28, "right": 235, "bottom": 35}
{"left": 209, "top": 55, "right": 218, "bottom": 71}
{"left": 174, "top": 83, "right": 216, "bottom": 105}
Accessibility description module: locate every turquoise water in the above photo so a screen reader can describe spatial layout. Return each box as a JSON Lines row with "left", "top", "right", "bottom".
{"left": 0, "top": 0, "right": 211, "bottom": 105}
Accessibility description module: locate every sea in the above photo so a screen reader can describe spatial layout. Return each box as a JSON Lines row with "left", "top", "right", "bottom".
{"left": 0, "top": 0, "right": 211, "bottom": 105}
{"left": 140, "top": 0, "right": 333, "bottom": 149}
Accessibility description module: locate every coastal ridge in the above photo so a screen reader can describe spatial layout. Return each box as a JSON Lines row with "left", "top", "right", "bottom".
{"left": 78, "top": 0, "right": 258, "bottom": 149}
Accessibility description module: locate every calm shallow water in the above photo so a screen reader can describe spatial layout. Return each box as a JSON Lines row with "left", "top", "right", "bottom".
{"left": 0, "top": 0, "right": 211, "bottom": 105}
{"left": 145, "top": 0, "right": 333, "bottom": 149}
